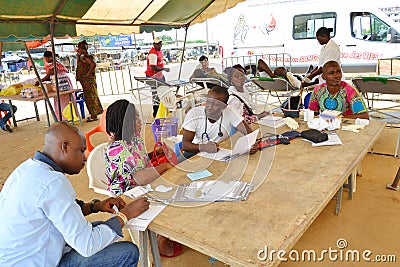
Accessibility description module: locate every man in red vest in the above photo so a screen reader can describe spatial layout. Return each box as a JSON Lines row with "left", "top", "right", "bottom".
{"left": 145, "top": 37, "right": 170, "bottom": 117}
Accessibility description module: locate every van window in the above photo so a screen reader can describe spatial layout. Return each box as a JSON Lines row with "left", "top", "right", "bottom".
{"left": 293, "top": 12, "right": 336, "bottom": 39}
{"left": 351, "top": 12, "right": 391, "bottom": 42}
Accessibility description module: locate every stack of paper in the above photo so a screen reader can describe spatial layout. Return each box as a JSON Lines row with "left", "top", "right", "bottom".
{"left": 198, "top": 129, "right": 259, "bottom": 162}
{"left": 257, "top": 116, "right": 286, "bottom": 128}
{"left": 172, "top": 180, "right": 253, "bottom": 202}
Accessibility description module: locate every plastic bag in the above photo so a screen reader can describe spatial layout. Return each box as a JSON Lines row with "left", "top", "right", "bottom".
{"left": 62, "top": 102, "right": 80, "bottom": 124}
{"left": 0, "top": 83, "right": 23, "bottom": 96}
{"left": 155, "top": 102, "right": 169, "bottom": 119}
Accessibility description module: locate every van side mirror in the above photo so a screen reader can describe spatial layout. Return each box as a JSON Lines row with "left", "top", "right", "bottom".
{"left": 388, "top": 28, "right": 400, "bottom": 43}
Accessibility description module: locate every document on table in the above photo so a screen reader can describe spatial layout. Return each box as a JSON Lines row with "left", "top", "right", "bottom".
{"left": 198, "top": 129, "right": 259, "bottom": 162}
{"left": 311, "top": 132, "right": 343, "bottom": 147}
{"left": 125, "top": 204, "right": 166, "bottom": 231}
{"left": 172, "top": 180, "right": 253, "bottom": 202}
{"left": 257, "top": 116, "right": 286, "bottom": 128}
{"left": 123, "top": 184, "right": 153, "bottom": 199}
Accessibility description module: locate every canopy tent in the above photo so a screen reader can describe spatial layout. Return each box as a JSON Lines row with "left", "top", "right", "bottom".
{"left": 0, "top": 0, "right": 244, "bottom": 122}
{"left": 0, "top": 0, "right": 243, "bottom": 39}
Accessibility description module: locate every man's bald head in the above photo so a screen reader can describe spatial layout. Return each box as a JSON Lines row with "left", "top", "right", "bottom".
{"left": 322, "top": 61, "right": 340, "bottom": 73}
{"left": 322, "top": 61, "right": 342, "bottom": 89}
{"left": 43, "top": 122, "right": 86, "bottom": 175}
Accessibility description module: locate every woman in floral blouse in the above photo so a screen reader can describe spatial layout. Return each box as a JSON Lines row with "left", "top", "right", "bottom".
{"left": 104, "top": 99, "right": 172, "bottom": 196}
{"left": 104, "top": 99, "right": 182, "bottom": 257}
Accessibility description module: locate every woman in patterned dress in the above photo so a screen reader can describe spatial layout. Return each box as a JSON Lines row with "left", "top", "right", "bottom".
{"left": 104, "top": 99, "right": 183, "bottom": 258}
{"left": 76, "top": 40, "right": 103, "bottom": 122}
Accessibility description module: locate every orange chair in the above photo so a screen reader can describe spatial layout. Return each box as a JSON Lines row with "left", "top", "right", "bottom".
{"left": 85, "top": 110, "right": 109, "bottom": 158}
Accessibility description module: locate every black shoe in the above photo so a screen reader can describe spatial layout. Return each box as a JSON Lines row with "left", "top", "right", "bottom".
{"left": 4, "top": 124, "right": 12, "bottom": 133}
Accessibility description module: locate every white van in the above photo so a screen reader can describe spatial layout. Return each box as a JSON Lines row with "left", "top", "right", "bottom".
{"left": 213, "top": 0, "right": 400, "bottom": 73}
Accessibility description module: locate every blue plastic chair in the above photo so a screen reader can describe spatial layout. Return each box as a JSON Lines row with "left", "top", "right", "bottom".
{"left": 75, "top": 90, "right": 85, "bottom": 119}
{"left": 304, "top": 92, "right": 312, "bottom": 109}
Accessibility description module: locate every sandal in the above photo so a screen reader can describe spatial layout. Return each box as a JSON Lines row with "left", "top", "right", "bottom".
{"left": 86, "top": 117, "right": 98, "bottom": 122}
{"left": 160, "top": 241, "right": 184, "bottom": 258}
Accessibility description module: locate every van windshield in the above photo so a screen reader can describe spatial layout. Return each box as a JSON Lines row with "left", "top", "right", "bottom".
{"left": 351, "top": 12, "right": 397, "bottom": 43}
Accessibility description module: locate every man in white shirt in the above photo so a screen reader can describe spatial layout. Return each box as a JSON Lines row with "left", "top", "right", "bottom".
{"left": 182, "top": 86, "right": 258, "bottom": 158}
{"left": 0, "top": 122, "right": 149, "bottom": 267}
{"left": 306, "top": 27, "right": 341, "bottom": 84}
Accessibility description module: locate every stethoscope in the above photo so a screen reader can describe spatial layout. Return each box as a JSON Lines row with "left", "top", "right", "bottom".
{"left": 201, "top": 111, "right": 224, "bottom": 141}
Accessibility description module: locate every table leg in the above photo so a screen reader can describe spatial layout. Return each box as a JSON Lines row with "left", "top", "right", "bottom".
{"left": 149, "top": 230, "right": 162, "bottom": 267}
{"left": 347, "top": 175, "right": 353, "bottom": 200}
{"left": 334, "top": 186, "right": 343, "bottom": 215}
{"left": 139, "top": 231, "right": 149, "bottom": 267}
{"left": 34, "top": 102, "right": 40, "bottom": 121}
{"left": 44, "top": 101, "right": 50, "bottom": 127}
{"left": 8, "top": 100, "right": 17, "bottom": 127}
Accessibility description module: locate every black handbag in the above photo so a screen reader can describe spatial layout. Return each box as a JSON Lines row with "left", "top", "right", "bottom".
{"left": 281, "top": 95, "right": 302, "bottom": 110}
{"left": 301, "top": 129, "right": 328, "bottom": 143}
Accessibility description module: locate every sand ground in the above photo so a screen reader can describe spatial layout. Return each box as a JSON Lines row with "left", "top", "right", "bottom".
{"left": 0, "top": 98, "right": 399, "bottom": 267}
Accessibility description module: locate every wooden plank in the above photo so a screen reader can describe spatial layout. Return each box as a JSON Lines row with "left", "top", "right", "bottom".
{"left": 146, "top": 121, "right": 385, "bottom": 267}
{"left": 0, "top": 89, "right": 79, "bottom": 103}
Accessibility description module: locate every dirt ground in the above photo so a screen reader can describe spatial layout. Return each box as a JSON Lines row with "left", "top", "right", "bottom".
{"left": 1, "top": 102, "right": 399, "bottom": 267}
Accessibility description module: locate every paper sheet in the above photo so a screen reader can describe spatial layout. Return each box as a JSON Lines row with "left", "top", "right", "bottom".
{"left": 123, "top": 185, "right": 153, "bottom": 199}
{"left": 125, "top": 204, "right": 166, "bottom": 231}
{"left": 311, "top": 132, "right": 343, "bottom": 146}
{"left": 198, "top": 129, "right": 259, "bottom": 162}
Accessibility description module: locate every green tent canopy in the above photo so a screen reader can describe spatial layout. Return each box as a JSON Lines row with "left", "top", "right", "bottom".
{"left": 0, "top": 0, "right": 244, "bottom": 40}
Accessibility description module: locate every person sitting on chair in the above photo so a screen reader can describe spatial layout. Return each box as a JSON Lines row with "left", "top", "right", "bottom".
{"left": 308, "top": 61, "right": 369, "bottom": 119}
{"left": 190, "top": 55, "right": 229, "bottom": 88}
{"left": 226, "top": 64, "right": 269, "bottom": 124}
{"left": 0, "top": 102, "right": 16, "bottom": 133}
{"left": 182, "top": 86, "right": 258, "bottom": 158}
{"left": 257, "top": 59, "right": 318, "bottom": 88}
{"left": 0, "top": 122, "right": 149, "bottom": 266}
{"left": 104, "top": 99, "right": 183, "bottom": 258}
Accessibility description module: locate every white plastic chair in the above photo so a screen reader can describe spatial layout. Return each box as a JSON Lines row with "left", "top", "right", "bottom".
{"left": 157, "top": 85, "right": 195, "bottom": 128}
{"left": 86, "top": 142, "right": 113, "bottom": 196}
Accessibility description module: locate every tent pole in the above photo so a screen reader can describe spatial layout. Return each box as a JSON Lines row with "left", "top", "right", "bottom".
{"left": 24, "top": 42, "right": 58, "bottom": 123}
{"left": 178, "top": 25, "right": 189, "bottom": 81}
{"left": 50, "top": 23, "right": 62, "bottom": 121}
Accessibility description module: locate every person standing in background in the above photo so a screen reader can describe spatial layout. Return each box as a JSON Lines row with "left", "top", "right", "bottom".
{"left": 305, "top": 27, "right": 341, "bottom": 84}
{"left": 36, "top": 51, "right": 73, "bottom": 121}
{"left": 145, "top": 37, "right": 170, "bottom": 117}
{"left": 76, "top": 40, "right": 103, "bottom": 122}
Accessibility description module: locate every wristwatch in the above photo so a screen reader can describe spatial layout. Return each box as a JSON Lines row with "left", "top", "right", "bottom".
{"left": 90, "top": 199, "right": 100, "bottom": 213}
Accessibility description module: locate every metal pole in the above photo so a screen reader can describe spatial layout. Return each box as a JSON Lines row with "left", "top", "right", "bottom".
{"left": 24, "top": 42, "right": 58, "bottom": 123}
{"left": 50, "top": 23, "right": 62, "bottom": 121}
{"left": 178, "top": 26, "right": 189, "bottom": 81}
{"left": 206, "top": 20, "right": 210, "bottom": 58}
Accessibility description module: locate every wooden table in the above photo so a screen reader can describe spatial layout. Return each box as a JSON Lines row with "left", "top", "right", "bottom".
{"left": 142, "top": 121, "right": 385, "bottom": 267}
{"left": 0, "top": 89, "right": 79, "bottom": 127}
